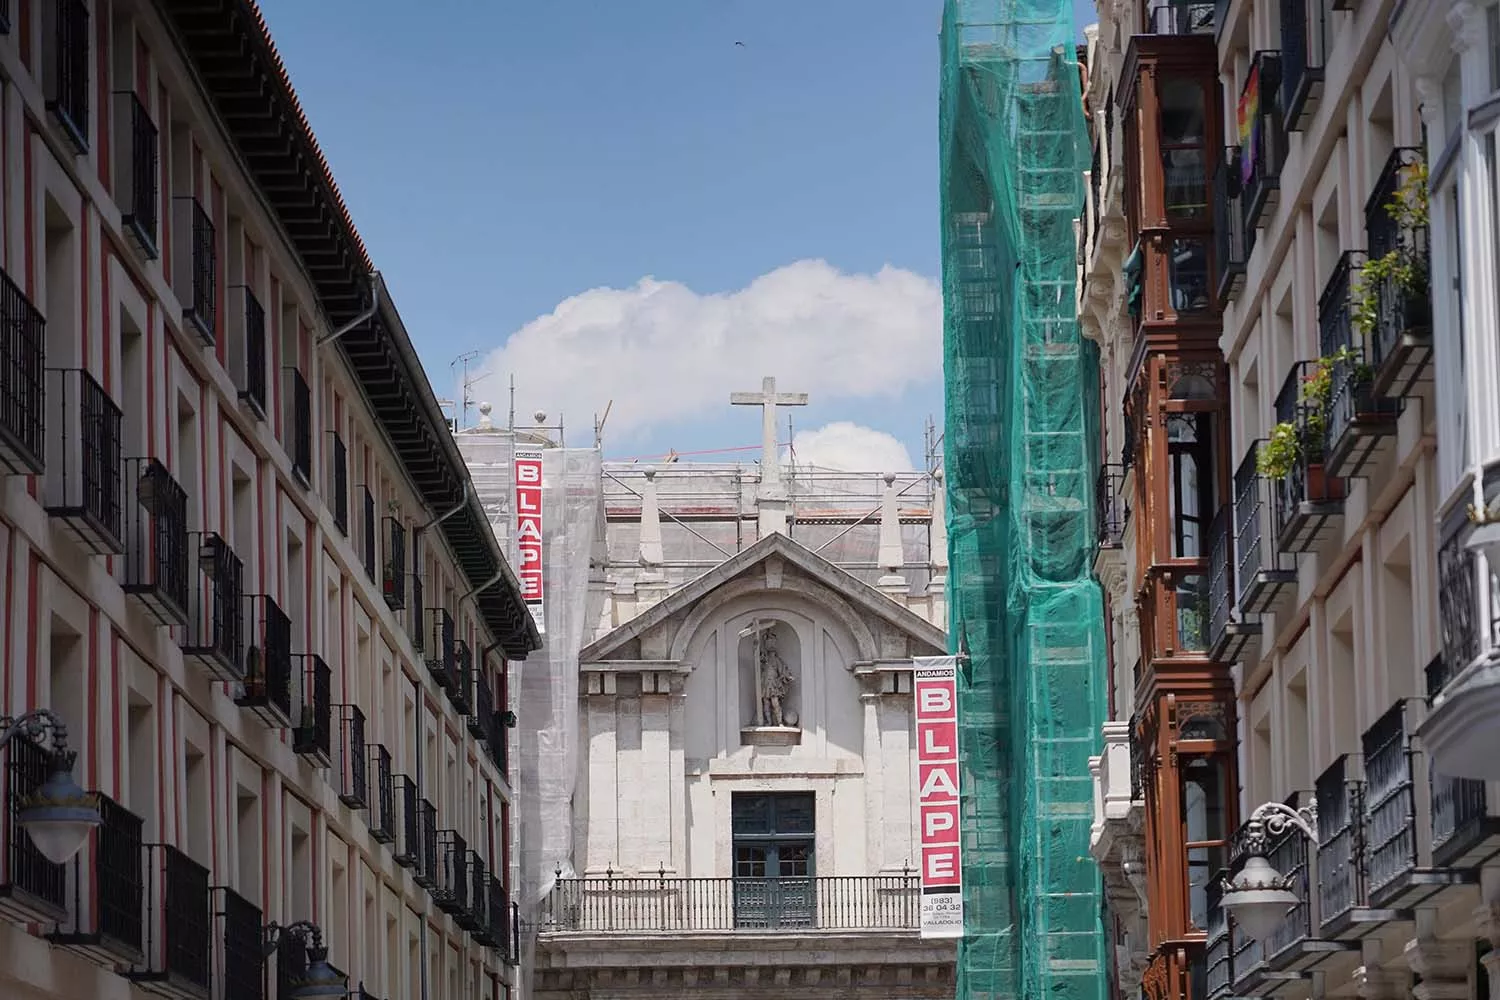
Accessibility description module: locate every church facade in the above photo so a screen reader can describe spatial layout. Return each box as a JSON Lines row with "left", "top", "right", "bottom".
{"left": 460, "top": 380, "right": 959, "bottom": 998}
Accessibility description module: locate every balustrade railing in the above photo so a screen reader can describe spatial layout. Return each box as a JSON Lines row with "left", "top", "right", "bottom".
{"left": 115, "top": 91, "right": 159, "bottom": 257}
{"left": 235, "top": 594, "right": 293, "bottom": 726}
{"left": 44, "top": 0, "right": 90, "bottom": 152}
{"left": 1315, "top": 754, "right": 1364, "bottom": 932}
{"left": 0, "top": 267, "right": 45, "bottom": 475}
{"left": 181, "top": 532, "right": 245, "bottom": 681}
{"left": 215, "top": 886, "right": 262, "bottom": 1000}
{"left": 292, "top": 654, "right": 332, "bottom": 765}
{"left": 122, "top": 457, "right": 190, "bottom": 627}
{"left": 336, "top": 705, "right": 368, "bottom": 809}
{"left": 1362, "top": 701, "right": 1417, "bottom": 905}
{"left": 368, "top": 745, "right": 395, "bottom": 844}
{"left": 44, "top": 367, "right": 124, "bottom": 553}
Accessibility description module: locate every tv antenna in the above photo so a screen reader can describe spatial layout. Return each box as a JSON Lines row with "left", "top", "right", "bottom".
{"left": 450, "top": 351, "right": 488, "bottom": 431}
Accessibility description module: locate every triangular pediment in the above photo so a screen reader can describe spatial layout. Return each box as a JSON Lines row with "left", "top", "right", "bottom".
{"left": 580, "top": 532, "right": 948, "bottom": 664}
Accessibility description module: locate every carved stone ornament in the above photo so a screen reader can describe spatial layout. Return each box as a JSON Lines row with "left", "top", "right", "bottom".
{"left": 1448, "top": 0, "right": 1481, "bottom": 51}
{"left": 1415, "top": 76, "right": 1442, "bottom": 127}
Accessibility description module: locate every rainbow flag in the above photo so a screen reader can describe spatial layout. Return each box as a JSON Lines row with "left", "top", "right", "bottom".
{"left": 1238, "top": 64, "right": 1260, "bottom": 186}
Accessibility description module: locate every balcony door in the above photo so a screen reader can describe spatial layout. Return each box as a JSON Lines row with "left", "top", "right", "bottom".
{"left": 731, "top": 791, "right": 815, "bottom": 928}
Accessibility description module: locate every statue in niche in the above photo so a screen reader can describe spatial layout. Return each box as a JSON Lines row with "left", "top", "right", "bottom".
{"left": 742, "top": 619, "right": 800, "bottom": 729}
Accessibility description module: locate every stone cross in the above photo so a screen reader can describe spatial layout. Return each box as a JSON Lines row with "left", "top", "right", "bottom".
{"left": 730, "top": 376, "right": 808, "bottom": 501}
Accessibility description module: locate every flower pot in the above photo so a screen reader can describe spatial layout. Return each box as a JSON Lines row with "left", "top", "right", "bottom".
{"left": 1401, "top": 285, "right": 1432, "bottom": 337}
{"left": 1306, "top": 462, "right": 1345, "bottom": 503}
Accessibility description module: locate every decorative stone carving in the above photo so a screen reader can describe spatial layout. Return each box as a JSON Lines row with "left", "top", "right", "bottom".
{"left": 1405, "top": 937, "right": 1472, "bottom": 1000}
{"left": 1415, "top": 76, "right": 1442, "bottom": 127}
{"left": 1448, "top": 1, "right": 1481, "bottom": 51}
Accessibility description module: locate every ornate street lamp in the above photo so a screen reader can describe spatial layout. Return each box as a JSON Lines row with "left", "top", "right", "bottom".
{"left": 264, "top": 921, "right": 350, "bottom": 1000}
{"left": 0, "top": 709, "right": 101, "bottom": 864}
{"left": 1218, "top": 799, "right": 1318, "bottom": 944}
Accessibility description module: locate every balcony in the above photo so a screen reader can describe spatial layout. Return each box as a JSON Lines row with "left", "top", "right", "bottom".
{"left": 1364, "top": 148, "right": 1432, "bottom": 400}
{"left": 367, "top": 745, "right": 395, "bottom": 844}
{"left": 392, "top": 775, "right": 419, "bottom": 868}
{"left": 1419, "top": 508, "right": 1500, "bottom": 781}
{"left": 1313, "top": 754, "right": 1367, "bottom": 939}
{"left": 44, "top": 368, "right": 125, "bottom": 554}
{"left": 1208, "top": 505, "right": 1260, "bottom": 664}
{"left": 285, "top": 368, "right": 312, "bottom": 487}
{"left": 121, "top": 458, "right": 190, "bottom": 627}
{"left": 1089, "top": 721, "right": 1140, "bottom": 869}
{"left": 1232, "top": 446, "right": 1296, "bottom": 615}
{"left": 1096, "top": 463, "right": 1127, "bottom": 549}
{"left": 1268, "top": 361, "right": 1345, "bottom": 554}
{"left": 234, "top": 594, "right": 293, "bottom": 727}
{"left": 460, "top": 851, "right": 488, "bottom": 932}
{"left": 334, "top": 705, "right": 368, "bottom": 809}
{"left": 433, "top": 830, "right": 469, "bottom": 918}
{"left": 474, "top": 876, "right": 509, "bottom": 949}
{"left": 360, "top": 485, "right": 376, "bottom": 582}
{"left": 1318, "top": 253, "right": 1399, "bottom": 479}
{"left": 1239, "top": 52, "right": 1286, "bottom": 238}
{"left": 1429, "top": 744, "right": 1500, "bottom": 870}
{"left": 330, "top": 433, "right": 349, "bottom": 535}
{"left": 232, "top": 288, "right": 267, "bottom": 419}
{"left": 0, "top": 735, "right": 67, "bottom": 922}
{"left": 1144, "top": 0, "right": 1216, "bottom": 32}
{"left": 43, "top": 0, "right": 90, "bottom": 153}
{"left": 427, "top": 608, "right": 457, "bottom": 691}
{"left": 541, "top": 873, "right": 919, "bottom": 933}
{"left": 383, "top": 517, "right": 406, "bottom": 610}
{"left": 125, "top": 845, "right": 212, "bottom": 998}
{"left": 180, "top": 533, "right": 245, "bottom": 681}
{"left": 0, "top": 268, "right": 46, "bottom": 475}
{"left": 506, "top": 897, "right": 521, "bottom": 965}
{"left": 1214, "top": 152, "right": 1247, "bottom": 304}
{"left": 450, "top": 639, "right": 474, "bottom": 715}
{"left": 416, "top": 799, "right": 439, "bottom": 889}
{"left": 1205, "top": 880, "right": 1232, "bottom": 999}
{"left": 214, "top": 886, "right": 262, "bottom": 1000}
{"left": 50, "top": 794, "right": 145, "bottom": 967}
{"left": 292, "top": 654, "right": 332, "bottom": 767}
{"left": 469, "top": 670, "right": 494, "bottom": 742}
{"left": 411, "top": 568, "right": 425, "bottom": 653}
{"left": 174, "top": 198, "right": 216, "bottom": 344}
{"left": 114, "top": 91, "right": 159, "bottom": 259}
{"left": 1279, "top": 0, "right": 1328, "bottom": 130}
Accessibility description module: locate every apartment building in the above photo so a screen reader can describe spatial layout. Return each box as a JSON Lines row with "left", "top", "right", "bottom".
{"left": 0, "top": 2, "right": 540, "bottom": 999}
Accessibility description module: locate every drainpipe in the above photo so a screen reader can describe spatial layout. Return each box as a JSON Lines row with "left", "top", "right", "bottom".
{"left": 420, "top": 481, "right": 471, "bottom": 532}
{"left": 316, "top": 271, "right": 382, "bottom": 347}
{"left": 458, "top": 568, "right": 505, "bottom": 610}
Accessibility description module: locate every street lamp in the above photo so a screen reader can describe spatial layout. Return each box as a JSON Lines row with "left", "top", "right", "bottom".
{"left": 1218, "top": 799, "right": 1318, "bottom": 944}
{"left": 0, "top": 709, "right": 101, "bottom": 864}
{"left": 264, "top": 921, "right": 349, "bottom": 1000}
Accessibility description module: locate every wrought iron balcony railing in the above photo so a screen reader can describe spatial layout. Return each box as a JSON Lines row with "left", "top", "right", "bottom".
{"left": 292, "top": 654, "right": 332, "bottom": 766}
{"left": 1204, "top": 877, "right": 1232, "bottom": 999}
{"left": 416, "top": 799, "right": 438, "bottom": 889}
{"left": 1207, "top": 504, "right": 1260, "bottom": 664}
{"left": 51, "top": 793, "right": 145, "bottom": 965}
{"left": 114, "top": 91, "right": 159, "bottom": 258}
{"left": 1318, "top": 252, "right": 1398, "bottom": 479}
{"left": 215, "top": 886, "right": 262, "bottom": 1000}
{"left": 44, "top": 0, "right": 90, "bottom": 153}
{"left": 44, "top": 368, "right": 125, "bottom": 553}
{"left": 1365, "top": 147, "right": 1432, "bottom": 399}
{"left": 1437, "top": 515, "right": 1480, "bottom": 690}
{"left": 175, "top": 198, "right": 217, "bottom": 344}
{"left": 361, "top": 485, "right": 376, "bottom": 582}
{"left": 122, "top": 457, "right": 190, "bottom": 627}
{"left": 1269, "top": 361, "right": 1345, "bottom": 554}
{"left": 450, "top": 639, "right": 474, "bottom": 715}
{"left": 0, "top": 267, "right": 45, "bottom": 476}
{"left": 0, "top": 734, "right": 67, "bottom": 921}
{"left": 474, "top": 875, "right": 509, "bottom": 949}
{"left": 1315, "top": 753, "right": 1364, "bottom": 934}
{"left": 1279, "top": 0, "right": 1328, "bottom": 131}
{"left": 1232, "top": 444, "right": 1296, "bottom": 615}
{"left": 1240, "top": 52, "right": 1286, "bottom": 237}
{"left": 1095, "top": 463, "right": 1127, "bottom": 549}
{"left": 1430, "top": 759, "right": 1500, "bottom": 870}
{"left": 427, "top": 608, "right": 457, "bottom": 691}
{"left": 1144, "top": 1, "right": 1216, "bottom": 33}
{"left": 330, "top": 432, "right": 349, "bottom": 536}
{"left": 1361, "top": 700, "right": 1421, "bottom": 908}
{"left": 334, "top": 704, "right": 368, "bottom": 809}
{"left": 391, "top": 775, "right": 419, "bottom": 869}
{"left": 367, "top": 744, "right": 395, "bottom": 844}
{"left": 433, "top": 830, "right": 469, "bottom": 914}
{"left": 542, "top": 872, "right": 920, "bottom": 933}
{"left": 383, "top": 516, "right": 406, "bottom": 609}
{"left": 411, "top": 569, "right": 425, "bottom": 653}
{"left": 126, "top": 844, "right": 212, "bottom": 997}
{"left": 457, "top": 849, "right": 486, "bottom": 930}
{"left": 469, "top": 670, "right": 494, "bottom": 742}
{"left": 1214, "top": 152, "right": 1248, "bottom": 304}
{"left": 180, "top": 532, "right": 245, "bottom": 681}
{"left": 286, "top": 368, "right": 312, "bottom": 487}
{"left": 235, "top": 287, "right": 267, "bottom": 419}
{"left": 235, "top": 594, "right": 293, "bottom": 727}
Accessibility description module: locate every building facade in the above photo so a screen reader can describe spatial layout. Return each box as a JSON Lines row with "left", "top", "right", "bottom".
{"left": 0, "top": 2, "right": 538, "bottom": 999}
{"left": 1087, "top": 0, "right": 1500, "bottom": 996}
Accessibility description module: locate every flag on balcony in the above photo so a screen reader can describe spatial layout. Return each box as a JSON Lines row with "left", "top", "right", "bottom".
{"left": 1238, "top": 63, "right": 1260, "bottom": 187}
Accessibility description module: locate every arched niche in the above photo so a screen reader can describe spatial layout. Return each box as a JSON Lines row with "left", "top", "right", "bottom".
{"left": 737, "top": 618, "right": 802, "bottom": 730}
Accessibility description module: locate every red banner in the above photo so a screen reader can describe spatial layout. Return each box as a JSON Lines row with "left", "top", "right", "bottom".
{"left": 914, "top": 656, "right": 963, "bottom": 938}
{"left": 514, "top": 448, "right": 545, "bottom": 634}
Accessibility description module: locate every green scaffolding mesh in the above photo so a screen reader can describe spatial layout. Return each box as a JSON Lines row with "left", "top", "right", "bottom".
{"left": 939, "top": 2, "right": 1107, "bottom": 999}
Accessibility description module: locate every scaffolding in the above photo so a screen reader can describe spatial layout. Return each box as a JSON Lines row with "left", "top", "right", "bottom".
{"left": 940, "top": 2, "right": 1107, "bottom": 999}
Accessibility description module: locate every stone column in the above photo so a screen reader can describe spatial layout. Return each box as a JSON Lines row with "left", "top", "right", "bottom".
{"left": 635, "top": 469, "right": 672, "bottom": 610}
{"left": 1475, "top": 900, "right": 1500, "bottom": 1000}
{"left": 1404, "top": 936, "right": 1471, "bottom": 1000}
{"left": 877, "top": 473, "right": 908, "bottom": 600}
{"left": 583, "top": 675, "right": 619, "bottom": 874}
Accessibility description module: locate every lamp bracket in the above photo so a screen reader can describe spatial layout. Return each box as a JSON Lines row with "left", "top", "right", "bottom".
{"left": 1244, "top": 800, "right": 1318, "bottom": 855}
{"left": 264, "top": 919, "right": 325, "bottom": 959}
{"left": 0, "top": 709, "right": 73, "bottom": 762}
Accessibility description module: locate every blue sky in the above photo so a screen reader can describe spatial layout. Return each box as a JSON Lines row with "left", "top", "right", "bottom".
{"left": 257, "top": 1, "right": 1092, "bottom": 469}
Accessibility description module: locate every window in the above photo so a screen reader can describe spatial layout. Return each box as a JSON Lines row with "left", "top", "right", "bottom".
{"left": 1182, "top": 755, "right": 1229, "bottom": 930}
{"left": 1167, "top": 413, "right": 1215, "bottom": 558}
{"left": 731, "top": 792, "right": 815, "bottom": 929}
{"left": 1159, "top": 79, "right": 1208, "bottom": 219}
{"left": 1169, "top": 238, "right": 1211, "bottom": 314}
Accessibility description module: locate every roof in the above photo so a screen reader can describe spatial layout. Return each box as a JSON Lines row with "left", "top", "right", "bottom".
{"left": 580, "top": 531, "right": 949, "bottom": 662}
{"left": 157, "top": 0, "right": 540, "bottom": 657}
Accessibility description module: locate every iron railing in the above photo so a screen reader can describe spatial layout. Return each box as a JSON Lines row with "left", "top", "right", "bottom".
{"left": 286, "top": 368, "right": 311, "bottom": 486}
{"left": 178, "top": 198, "right": 216, "bottom": 343}
{"left": 1204, "top": 876, "right": 1232, "bottom": 998}
{"left": 361, "top": 486, "right": 376, "bottom": 582}
{"left": 469, "top": 670, "right": 494, "bottom": 742}
{"left": 410, "top": 568, "right": 425, "bottom": 653}
{"left": 1315, "top": 754, "right": 1363, "bottom": 932}
{"left": 44, "top": 368, "right": 124, "bottom": 553}
{"left": 383, "top": 517, "right": 406, "bottom": 610}
{"left": 1239, "top": 794, "right": 1312, "bottom": 967}
{"left": 1362, "top": 701, "right": 1417, "bottom": 905}
{"left": 542, "top": 873, "right": 920, "bottom": 932}
{"left": 1431, "top": 762, "right": 1489, "bottom": 867}
{"left": 433, "top": 830, "right": 468, "bottom": 914}
{"left": 450, "top": 639, "right": 474, "bottom": 714}
{"left": 235, "top": 594, "right": 293, "bottom": 727}
{"left": 458, "top": 850, "right": 487, "bottom": 931}
{"left": 127, "top": 844, "right": 211, "bottom": 995}
{"left": 1437, "top": 517, "right": 1479, "bottom": 689}
{"left": 1231, "top": 444, "right": 1295, "bottom": 612}
{"left": 1240, "top": 53, "right": 1286, "bottom": 237}
{"left": 1145, "top": 1, "right": 1216, "bottom": 33}
{"left": 238, "top": 289, "right": 266, "bottom": 417}
{"left": 1207, "top": 505, "right": 1235, "bottom": 656}
{"left": 0, "top": 267, "right": 45, "bottom": 475}
{"left": 122, "top": 457, "right": 190, "bottom": 627}
{"left": 335, "top": 705, "right": 368, "bottom": 809}
{"left": 52, "top": 793, "right": 144, "bottom": 960}
{"left": 330, "top": 433, "right": 348, "bottom": 535}
{"left": 180, "top": 532, "right": 245, "bottom": 680}
{"left": 1096, "top": 463, "right": 1127, "bottom": 547}
{"left": 367, "top": 745, "right": 395, "bottom": 843}
{"left": 1270, "top": 360, "right": 1344, "bottom": 552}
{"left": 1214, "top": 151, "right": 1247, "bottom": 303}
{"left": 2, "top": 735, "right": 67, "bottom": 913}
{"left": 115, "top": 91, "right": 159, "bottom": 257}
{"left": 392, "top": 775, "right": 419, "bottom": 868}
{"left": 215, "top": 886, "right": 262, "bottom": 1000}
{"left": 417, "top": 800, "right": 438, "bottom": 889}
{"left": 1279, "top": 0, "right": 1328, "bottom": 130}
{"left": 1365, "top": 147, "right": 1432, "bottom": 396}
{"left": 1318, "top": 251, "right": 1397, "bottom": 473}
{"left": 427, "top": 608, "right": 456, "bottom": 691}
{"left": 292, "top": 654, "right": 332, "bottom": 766}
{"left": 44, "top": 0, "right": 90, "bottom": 152}
{"left": 475, "top": 875, "right": 509, "bottom": 948}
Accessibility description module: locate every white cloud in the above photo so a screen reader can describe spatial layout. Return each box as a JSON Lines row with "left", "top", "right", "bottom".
{"left": 786, "top": 422, "right": 916, "bottom": 473}
{"left": 479, "top": 260, "right": 941, "bottom": 442}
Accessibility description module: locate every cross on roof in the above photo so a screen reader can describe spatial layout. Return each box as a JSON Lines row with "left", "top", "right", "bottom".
{"left": 730, "top": 376, "right": 807, "bottom": 495}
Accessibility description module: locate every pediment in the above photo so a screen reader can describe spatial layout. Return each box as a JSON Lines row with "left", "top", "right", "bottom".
{"left": 580, "top": 532, "right": 948, "bottom": 666}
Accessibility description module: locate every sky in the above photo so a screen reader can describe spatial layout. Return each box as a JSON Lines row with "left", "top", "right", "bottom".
{"left": 256, "top": 1, "right": 1093, "bottom": 471}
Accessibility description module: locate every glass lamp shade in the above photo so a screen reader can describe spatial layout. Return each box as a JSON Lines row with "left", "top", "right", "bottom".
{"left": 1222, "top": 854, "right": 1299, "bottom": 943}
{"left": 17, "top": 763, "right": 101, "bottom": 865}
{"left": 289, "top": 953, "right": 349, "bottom": 1000}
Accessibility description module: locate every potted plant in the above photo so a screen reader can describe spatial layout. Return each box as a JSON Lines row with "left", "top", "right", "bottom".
{"left": 1256, "top": 353, "right": 1347, "bottom": 502}
{"left": 1353, "top": 157, "right": 1431, "bottom": 343}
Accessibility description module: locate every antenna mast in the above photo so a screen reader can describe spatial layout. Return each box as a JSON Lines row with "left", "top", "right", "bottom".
{"left": 449, "top": 351, "right": 484, "bottom": 431}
